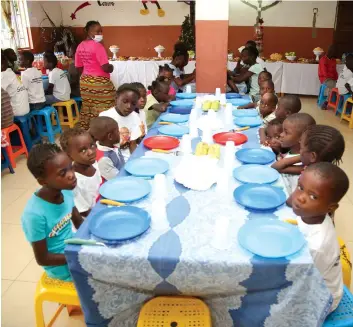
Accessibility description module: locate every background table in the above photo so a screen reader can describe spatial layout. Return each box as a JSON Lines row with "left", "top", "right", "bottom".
{"left": 66, "top": 102, "right": 332, "bottom": 327}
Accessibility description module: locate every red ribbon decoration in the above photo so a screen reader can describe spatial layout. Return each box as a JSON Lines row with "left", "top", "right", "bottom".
{"left": 70, "top": 1, "right": 91, "bottom": 20}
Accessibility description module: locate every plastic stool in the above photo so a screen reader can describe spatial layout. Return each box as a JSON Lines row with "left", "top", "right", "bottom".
{"left": 1, "top": 147, "right": 15, "bottom": 173}
{"left": 323, "top": 286, "right": 353, "bottom": 327}
{"left": 327, "top": 89, "right": 351, "bottom": 115}
{"left": 72, "top": 96, "right": 82, "bottom": 111}
{"left": 31, "top": 106, "right": 62, "bottom": 143}
{"left": 52, "top": 99, "right": 79, "bottom": 128}
{"left": 14, "top": 113, "right": 41, "bottom": 151}
{"left": 1, "top": 124, "right": 28, "bottom": 168}
{"left": 137, "top": 297, "right": 212, "bottom": 327}
{"left": 318, "top": 84, "right": 328, "bottom": 108}
{"left": 35, "top": 273, "right": 81, "bottom": 327}
{"left": 341, "top": 97, "right": 353, "bottom": 129}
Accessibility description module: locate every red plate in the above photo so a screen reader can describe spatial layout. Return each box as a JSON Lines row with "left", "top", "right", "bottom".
{"left": 213, "top": 132, "right": 248, "bottom": 146}
{"left": 143, "top": 135, "right": 180, "bottom": 150}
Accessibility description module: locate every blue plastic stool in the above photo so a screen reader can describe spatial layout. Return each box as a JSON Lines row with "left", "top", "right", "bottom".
{"left": 318, "top": 84, "right": 328, "bottom": 108}
{"left": 72, "top": 96, "right": 82, "bottom": 112}
{"left": 14, "top": 113, "right": 41, "bottom": 151}
{"left": 323, "top": 286, "right": 353, "bottom": 326}
{"left": 1, "top": 147, "right": 14, "bottom": 173}
{"left": 30, "top": 106, "right": 62, "bottom": 143}
{"left": 336, "top": 94, "right": 352, "bottom": 116}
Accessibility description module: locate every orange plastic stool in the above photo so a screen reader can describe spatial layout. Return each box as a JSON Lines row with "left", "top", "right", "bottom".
{"left": 52, "top": 99, "right": 79, "bottom": 128}
{"left": 327, "top": 88, "right": 340, "bottom": 113}
{"left": 341, "top": 97, "right": 353, "bottom": 129}
{"left": 1, "top": 124, "right": 28, "bottom": 168}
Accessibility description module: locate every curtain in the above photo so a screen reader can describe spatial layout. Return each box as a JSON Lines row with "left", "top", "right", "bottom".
{"left": 1, "top": 0, "right": 15, "bottom": 48}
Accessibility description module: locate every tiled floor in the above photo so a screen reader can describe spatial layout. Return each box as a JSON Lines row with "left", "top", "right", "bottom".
{"left": 1, "top": 96, "right": 353, "bottom": 327}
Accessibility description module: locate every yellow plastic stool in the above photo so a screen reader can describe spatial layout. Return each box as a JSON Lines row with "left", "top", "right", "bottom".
{"left": 137, "top": 296, "right": 212, "bottom": 327}
{"left": 340, "top": 97, "right": 353, "bottom": 129}
{"left": 52, "top": 99, "right": 79, "bottom": 128}
{"left": 34, "top": 273, "right": 81, "bottom": 327}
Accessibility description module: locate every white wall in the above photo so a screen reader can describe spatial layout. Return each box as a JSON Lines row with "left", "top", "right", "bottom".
{"left": 27, "top": 0, "right": 337, "bottom": 28}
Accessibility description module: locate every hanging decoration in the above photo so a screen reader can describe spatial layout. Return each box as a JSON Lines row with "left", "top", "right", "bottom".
{"left": 240, "top": 0, "right": 281, "bottom": 55}
{"left": 70, "top": 2, "right": 91, "bottom": 20}
{"left": 312, "top": 8, "right": 318, "bottom": 38}
{"left": 140, "top": 1, "right": 165, "bottom": 17}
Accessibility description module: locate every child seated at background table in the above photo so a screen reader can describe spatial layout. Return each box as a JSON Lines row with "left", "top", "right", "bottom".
{"left": 100, "top": 84, "right": 141, "bottom": 158}
{"left": 43, "top": 52, "right": 71, "bottom": 105}
{"left": 89, "top": 116, "right": 125, "bottom": 181}
{"left": 272, "top": 113, "right": 316, "bottom": 194}
{"left": 20, "top": 51, "right": 46, "bottom": 110}
{"left": 1, "top": 53, "right": 29, "bottom": 116}
{"left": 291, "top": 162, "right": 349, "bottom": 311}
{"left": 157, "top": 64, "right": 176, "bottom": 100}
{"left": 144, "top": 78, "right": 170, "bottom": 129}
{"left": 21, "top": 144, "right": 83, "bottom": 281}
{"left": 336, "top": 53, "right": 353, "bottom": 97}
{"left": 131, "top": 82, "right": 147, "bottom": 140}
{"left": 259, "top": 92, "right": 278, "bottom": 125}
{"left": 60, "top": 128, "right": 101, "bottom": 218}
{"left": 4, "top": 48, "right": 19, "bottom": 74}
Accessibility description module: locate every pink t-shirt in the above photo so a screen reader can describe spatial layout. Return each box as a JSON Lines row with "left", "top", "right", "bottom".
{"left": 75, "top": 40, "right": 110, "bottom": 78}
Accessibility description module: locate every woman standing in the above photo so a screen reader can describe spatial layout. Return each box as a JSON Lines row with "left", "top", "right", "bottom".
{"left": 75, "top": 21, "right": 115, "bottom": 129}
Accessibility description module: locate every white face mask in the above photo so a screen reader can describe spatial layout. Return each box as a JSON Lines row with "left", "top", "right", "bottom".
{"left": 93, "top": 35, "right": 103, "bottom": 42}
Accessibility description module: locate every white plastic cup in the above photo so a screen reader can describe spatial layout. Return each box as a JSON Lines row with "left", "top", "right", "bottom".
{"left": 208, "top": 109, "right": 217, "bottom": 120}
{"left": 186, "top": 85, "right": 192, "bottom": 93}
{"left": 202, "top": 125, "right": 213, "bottom": 144}
{"left": 226, "top": 103, "right": 233, "bottom": 111}
{"left": 189, "top": 124, "right": 199, "bottom": 138}
{"left": 215, "top": 88, "right": 221, "bottom": 97}
{"left": 181, "top": 134, "right": 192, "bottom": 154}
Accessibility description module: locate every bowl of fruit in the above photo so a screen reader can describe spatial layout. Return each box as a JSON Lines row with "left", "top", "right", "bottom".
{"left": 313, "top": 47, "right": 324, "bottom": 61}
{"left": 285, "top": 52, "right": 296, "bottom": 61}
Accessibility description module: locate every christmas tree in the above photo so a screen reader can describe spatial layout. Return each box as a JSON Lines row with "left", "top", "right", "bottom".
{"left": 178, "top": 1, "right": 195, "bottom": 51}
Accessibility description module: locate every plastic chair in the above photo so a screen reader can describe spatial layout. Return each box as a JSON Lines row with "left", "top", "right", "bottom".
{"left": 72, "top": 96, "right": 82, "bottom": 111}
{"left": 31, "top": 106, "right": 62, "bottom": 143}
{"left": 52, "top": 99, "right": 79, "bottom": 128}
{"left": 137, "top": 296, "right": 212, "bottom": 327}
{"left": 340, "top": 97, "right": 353, "bottom": 129}
{"left": 35, "top": 273, "right": 81, "bottom": 327}
{"left": 1, "top": 147, "right": 14, "bottom": 173}
{"left": 14, "top": 113, "right": 41, "bottom": 151}
{"left": 318, "top": 84, "right": 328, "bottom": 108}
{"left": 327, "top": 89, "right": 351, "bottom": 115}
{"left": 323, "top": 286, "right": 353, "bottom": 327}
{"left": 1, "top": 124, "right": 28, "bottom": 168}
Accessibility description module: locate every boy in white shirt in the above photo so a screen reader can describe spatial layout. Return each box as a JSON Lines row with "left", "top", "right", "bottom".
{"left": 20, "top": 51, "right": 46, "bottom": 110}
{"left": 291, "top": 162, "right": 349, "bottom": 311}
{"left": 1, "top": 53, "right": 29, "bottom": 116}
{"left": 44, "top": 52, "right": 71, "bottom": 105}
{"left": 336, "top": 54, "right": 353, "bottom": 96}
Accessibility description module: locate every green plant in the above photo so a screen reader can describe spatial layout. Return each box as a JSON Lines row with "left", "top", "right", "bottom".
{"left": 178, "top": 1, "right": 195, "bottom": 51}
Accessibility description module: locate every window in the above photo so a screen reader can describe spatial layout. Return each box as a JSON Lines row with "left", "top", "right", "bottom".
{"left": 1, "top": 0, "right": 31, "bottom": 49}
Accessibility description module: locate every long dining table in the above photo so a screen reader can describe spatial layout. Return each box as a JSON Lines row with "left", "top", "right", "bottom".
{"left": 65, "top": 96, "right": 332, "bottom": 327}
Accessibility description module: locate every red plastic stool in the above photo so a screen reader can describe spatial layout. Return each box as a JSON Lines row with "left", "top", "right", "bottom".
{"left": 327, "top": 88, "right": 340, "bottom": 112}
{"left": 1, "top": 124, "right": 28, "bottom": 168}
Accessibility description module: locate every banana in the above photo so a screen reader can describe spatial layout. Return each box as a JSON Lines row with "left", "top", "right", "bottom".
{"left": 208, "top": 144, "right": 221, "bottom": 159}
{"left": 100, "top": 199, "right": 125, "bottom": 206}
{"left": 211, "top": 100, "right": 220, "bottom": 111}
{"left": 202, "top": 100, "right": 211, "bottom": 111}
{"left": 195, "top": 142, "right": 209, "bottom": 156}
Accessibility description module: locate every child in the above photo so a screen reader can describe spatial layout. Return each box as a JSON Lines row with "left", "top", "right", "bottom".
{"left": 60, "top": 128, "right": 101, "bottom": 217}
{"left": 130, "top": 82, "right": 148, "bottom": 138}
{"left": 291, "top": 162, "right": 349, "bottom": 311}
{"left": 272, "top": 113, "right": 316, "bottom": 194}
{"left": 100, "top": 84, "right": 141, "bottom": 158}
{"left": 44, "top": 52, "right": 71, "bottom": 105}
{"left": 4, "top": 48, "right": 19, "bottom": 73}
{"left": 21, "top": 144, "right": 83, "bottom": 281}
{"left": 67, "top": 45, "right": 81, "bottom": 98}
{"left": 1, "top": 53, "right": 29, "bottom": 116}
{"left": 144, "top": 78, "right": 170, "bottom": 129}
{"left": 259, "top": 92, "right": 278, "bottom": 125}
{"left": 229, "top": 46, "right": 263, "bottom": 102}
{"left": 158, "top": 64, "right": 176, "bottom": 99}
{"left": 336, "top": 53, "right": 353, "bottom": 97}
{"left": 274, "top": 94, "right": 302, "bottom": 121}
{"left": 258, "top": 69, "right": 272, "bottom": 84}
{"left": 262, "top": 118, "right": 283, "bottom": 155}
{"left": 20, "top": 51, "right": 46, "bottom": 110}
{"left": 90, "top": 116, "right": 125, "bottom": 181}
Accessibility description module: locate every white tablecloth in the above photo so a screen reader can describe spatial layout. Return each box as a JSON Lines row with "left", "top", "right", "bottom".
{"left": 109, "top": 60, "right": 344, "bottom": 96}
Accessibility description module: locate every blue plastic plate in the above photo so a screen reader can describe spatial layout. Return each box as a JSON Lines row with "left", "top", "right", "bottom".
{"left": 238, "top": 218, "right": 305, "bottom": 258}
{"left": 168, "top": 106, "right": 192, "bottom": 115}
{"left": 89, "top": 206, "right": 151, "bottom": 241}
{"left": 236, "top": 148, "right": 276, "bottom": 165}
{"left": 233, "top": 109, "right": 259, "bottom": 117}
{"left": 233, "top": 164, "right": 279, "bottom": 184}
{"left": 125, "top": 158, "right": 169, "bottom": 177}
{"left": 170, "top": 100, "right": 194, "bottom": 107}
{"left": 234, "top": 116, "right": 262, "bottom": 127}
{"left": 176, "top": 93, "right": 197, "bottom": 99}
{"left": 226, "top": 93, "right": 242, "bottom": 99}
{"left": 233, "top": 184, "right": 286, "bottom": 210}
{"left": 160, "top": 113, "right": 189, "bottom": 123}
{"left": 227, "top": 98, "right": 251, "bottom": 106}
{"left": 158, "top": 124, "right": 189, "bottom": 137}
{"left": 99, "top": 176, "right": 151, "bottom": 203}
